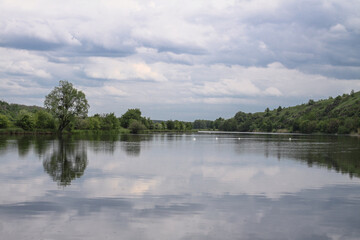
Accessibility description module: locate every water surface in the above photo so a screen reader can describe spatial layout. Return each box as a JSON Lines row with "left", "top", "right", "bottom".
{"left": 0, "top": 133, "right": 359, "bottom": 239}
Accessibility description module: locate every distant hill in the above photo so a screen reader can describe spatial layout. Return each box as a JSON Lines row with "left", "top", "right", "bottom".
{"left": 194, "top": 90, "right": 360, "bottom": 134}
{"left": 0, "top": 100, "right": 43, "bottom": 121}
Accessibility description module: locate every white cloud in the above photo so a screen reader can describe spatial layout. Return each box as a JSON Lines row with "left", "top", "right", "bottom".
{"left": 186, "top": 63, "right": 359, "bottom": 100}
{"left": 102, "top": 85, "right": 127, "bottom": 96}
{"left": 0, "top": 19, "right": 81, "bottom": 47}
{"left": 84, "top": 57, "right": 167, "bottom": 82}
{"left": 0, "top": 48, "right": 52, "bottom": 78}
{"left": 264, "top": 87, "right": 282, "bottom": 96}
{"left": 330, "top": 24, "right": 347, "bottom": 33}
{"left": 0, "top": 79, "right": 48, "bottom": 97}
{"left": 192, "top": 78, "right": 261, "bottom": 96}
{"left": 84, "top": 84, "right": 127, "bottom": 99}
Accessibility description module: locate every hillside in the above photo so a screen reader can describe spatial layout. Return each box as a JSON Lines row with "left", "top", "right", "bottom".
{"left": 194, "top": 90, "right": 360, "bottom": 134}
{"left": 0, "top": 100, "right": 43, "bottom": 121}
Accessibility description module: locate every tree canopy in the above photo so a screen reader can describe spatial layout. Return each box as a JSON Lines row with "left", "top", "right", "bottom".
{"left": 44, "top": 80, "right": 89, "bottom": 132}
{"left": 120, "top": 108, "right": 142, "bottom": 128}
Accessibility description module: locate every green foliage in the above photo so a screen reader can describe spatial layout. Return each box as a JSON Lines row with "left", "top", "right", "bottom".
{"left": 327, "top": 119, "right": 340, "bottom": 134}
{"left": 166, "top": 120, "right": 175, "bottom": 130}
{"left": 128, "top": 120, "right": 146, "bottom": 134}
{"left": 0, "top": 114, "right": 10, "bottom": 128}
{"left": 88, "top": 116, "right": 101, "bottom": 130}
{"left": 120, "top": 109, "right": 142, "bottom": 128}
{"left": 16, "top": 110, "right": 35, "bottom": 130}
{"left": 35, "top": 110, "right": 55, "bottom": 129}
{"left": 154, "top": 122, "right": 164, "bottom": 130}
{"left": 265, "top": 107, "right": 270, "bottom": 117}
{"left": 73, "top": 118, "right": 91, "bottom": 130}
{"left": 185, "top": 122, "right": 193, "bottom": 130}
{"left": 100, "top": 113, "right": 119, "bottom": 130}
{"left": 214, "top": 117, "right": 225, "bottom": 129}
{"left": 118, "top": 108, "right": 155, "bottom": 131}
{"left": 299, "top": 120, "right": 317, "bottom": 133}
{"left": 0, "top": 100, "right": 42, "bottom": 123}
{"left": 316, "top": 120, "right": 328, "bottom": 133}
{"left": 194, "top": 90, "right": 360, "bottom": 134}
{"left": 222, "top": 118, "right": 237, "bottom": 131}
{"left": 159, "top": 120, "right": 191, "bottom": 131}
{"left": 1, "top": 90, "right": 359, "bottom": 135}
{"left": 193, "top": 119, "right": 213, "bottom": 129}
{"left": 234, "top": 111, "right": 246, "bottom": 123}
{"left": 143, "top": 117, "right": 154, "bottom": 129}
{"left": 259, "top": 118, "right": 272, "bottom": 132}
{"left": 44, "top": 80, "right": 89, "bottom": 132}
{"left": 350, "top": 89, "right": 355, "bottom": 97}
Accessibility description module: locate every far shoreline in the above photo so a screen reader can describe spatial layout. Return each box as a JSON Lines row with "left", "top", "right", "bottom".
{"left": 1, "top": 128, "right": 359, "bottom": 137}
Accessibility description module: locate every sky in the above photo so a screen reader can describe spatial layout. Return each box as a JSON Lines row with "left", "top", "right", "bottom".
{"left": 0, "top": 0, "right": 360, "bottom": 121}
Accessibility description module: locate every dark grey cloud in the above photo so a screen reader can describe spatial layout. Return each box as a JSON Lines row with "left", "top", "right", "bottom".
{"left": 186, "top": 1, "right": 360, "bottom": 78}
{"left": 2, "top": 0, "right": 359, "bottom": 72}
{"left": 156, "top": 43, "right": 208, "bottom": 55}
{"left": 0, "top": 36, "right": 63, "bottom": 51}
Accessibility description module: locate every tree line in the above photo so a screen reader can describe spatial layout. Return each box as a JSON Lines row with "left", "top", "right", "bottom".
{"left": 192, "top": 90, "right": 360, "bottom": 134}
{"left": 0, "top": 81, "right": 193, "bottom": 133}
{"left": 0, "top": 103, "right": 194, "bottom": 134}
{"left": 1, "top": 81, "right": 359, "bottom": 134}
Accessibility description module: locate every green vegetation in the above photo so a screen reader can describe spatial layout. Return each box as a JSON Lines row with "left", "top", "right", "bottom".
{"left": 1, "top": 82, "right": 359, "bottom": 135}
{"left": 16, "top": 110, "right": 35, "bottom": 130}
{"left": 0, "top": 114, "right": 10, "bottom": 128}
{"left": 0, "top": 100, "right": 42, "bottom": 118}
{"left": 45, "top": 80, "right": 89, "bottom": 133}
{"left": 128, "top": 120, "right": 146, "bottom": 134}
{"left": 0, "top": 81, "right": 193, "bottom": 134}
{"left": 193, "top": 90, "right": 360, "bottom": 134}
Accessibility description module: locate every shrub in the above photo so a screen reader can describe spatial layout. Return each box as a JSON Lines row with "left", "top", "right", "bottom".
{"left": 74, "top": 118, "right": 90, "bottom": 130}
{"left": 338, "top": 126, "right": 350, "bottom": 134}
{"left": 166, "top": 120, "right": 175, "bottom": 130}
{"left": 0, "top": 114, "right": 10, "bottom": 128}
{"left": 327, "top": 119, "right": 340, "bottom": 134}
{"left": 88, "top": 116, "right": 101, "bottom": 130}
{"left": 316, "top": 120, "right": 328, "bottom": 133}
{"left": 128, "top": 120, "right": 146, "bottom": 134}
{"left": 35, "top": 110, "right": 55, "bottom": 129}
{"left": 300, "top": 120, "right": 316, "bottom": 133}
{"left": 101, "top": 113, "right": 119, "bottom": 130}
{"left": 16, "top": 110, "right": 35, "bottom": 130}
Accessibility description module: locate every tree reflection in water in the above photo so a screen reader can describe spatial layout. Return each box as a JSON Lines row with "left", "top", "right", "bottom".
{"left": 43, "top": 138, "right": 88, "bottom": 186}
{"left": 120, "top": 134, "right": 148, "bottom": 156}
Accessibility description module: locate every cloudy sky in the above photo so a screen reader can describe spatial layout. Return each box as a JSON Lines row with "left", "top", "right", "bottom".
{"left": 1, "top": 0, "right": 360, "bottom": 120}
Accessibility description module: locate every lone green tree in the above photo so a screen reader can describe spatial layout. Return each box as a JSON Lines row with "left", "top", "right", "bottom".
{"left": 44, "top": 80, "right": 89, "bottom": 132}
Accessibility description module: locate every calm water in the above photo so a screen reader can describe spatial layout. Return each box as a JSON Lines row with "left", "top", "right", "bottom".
{"left": 0, "top": 133, "right": 360, "bottom": 240}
